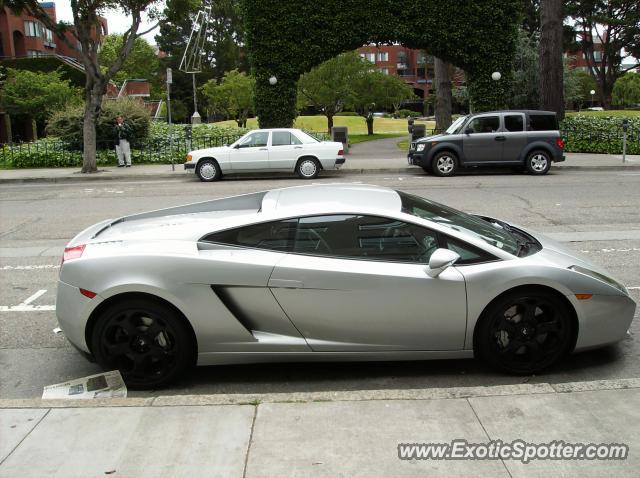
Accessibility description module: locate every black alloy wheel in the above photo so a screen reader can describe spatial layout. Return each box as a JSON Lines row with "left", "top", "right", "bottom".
{"left": 91, "top": 299, "right": 194, "bottom": 389}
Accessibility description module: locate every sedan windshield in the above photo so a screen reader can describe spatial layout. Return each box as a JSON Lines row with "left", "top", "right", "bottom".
{"left": 446, "top": 116, "right": 467, "bottom": 134}
{"left": 398, "top": 191, "right": 519, "bottom": 255}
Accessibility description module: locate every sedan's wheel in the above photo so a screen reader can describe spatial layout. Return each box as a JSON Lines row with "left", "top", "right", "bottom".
{"left": 475, "top": 290, "right": 574, "bottom": 374}
{"left": 525, "top": 151, "right": 551, "bottom": 175}
{"left": 431, "top": 152, "right": 458, "bottom": 177}
{"left": 91, "top": 299, "right": 195, "bottom": 389}
{"left": 296, "top": 158, "right": 320, "bottom": 179}
{"left": 196, "top": 159, "right": 221, "bottom": 182}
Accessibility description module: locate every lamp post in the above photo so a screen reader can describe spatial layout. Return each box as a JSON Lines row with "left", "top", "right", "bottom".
{"left": 590, "top": 89, "right": 596, "bottom": 107}
{"left": 491, "top": 71, "right": 501, "bottom": 110}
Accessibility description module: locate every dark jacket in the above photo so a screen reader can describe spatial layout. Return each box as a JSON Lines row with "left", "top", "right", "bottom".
{"left": 114, "top": 121, "right": 134, "bottom": 145}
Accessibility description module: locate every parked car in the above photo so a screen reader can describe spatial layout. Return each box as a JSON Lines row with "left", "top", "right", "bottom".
{"left": 408, "top": 110, "right": 565, "bottom": 176}
{"left": 184, "top": 128, "right": 345, "bottom": 181}
{"left": 56, "top": 184, "right": 635, "bottom": 388}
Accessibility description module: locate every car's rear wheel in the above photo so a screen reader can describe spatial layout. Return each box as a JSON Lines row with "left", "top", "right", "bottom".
{"left": 91, "top": 298, "right": 195, "bottom": 389}
{"left": 474, "top": 290, "right": 574, "bottom": 374}
{"left": 196, "top": 158, "right": 221, "bottom": 182}
{"left": 431, "top": 151, "right": 458, "bottom": 177}
{"left": 296, "top": 157, "right": 321, "bottom": 179}
{"left": 525, "top": 151, "right": 551, "bottom": 175}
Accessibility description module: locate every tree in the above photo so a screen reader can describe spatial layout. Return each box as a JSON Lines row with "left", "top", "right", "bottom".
{"left": 564, "top": 66, "right": 596, "bottom": 109}
{"left": 6, "top": 0, "right": 161, "bottom": 173}
{"left": 201, "top": 70, "right": 255, "bottom": 127}
{"left": 509, "top": 29, "right": 540, "bottom": 109}
{"left": 612, "top": 73, "right": 640, "bottom": 107}
{"left": 99, "top": 34, "right": 161, "bottom": 96}
{"left": 0, "top": 68, "right": 80, "bottom": 138}
{"left": 566, "top": 0, "right": 640, "bottom": 108}
{"left": 539, "top": 0, "right": 564, "bottom": 119}
{"left": 297, "top": 52, "right": 369, "bottom": 133}
{"left": 434, "top": 57, "right": 453, "bottom": 131}
{"left": 352, "top": 71, "right": 415, "bottom": 135}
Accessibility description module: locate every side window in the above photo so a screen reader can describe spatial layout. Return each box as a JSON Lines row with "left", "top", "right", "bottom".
{"left": 294, "top": 215, "right": 439, "bottom": 263}
{"left": 203, "top": 219, "right": 297, "bottom": 252}
{"left": 290, "top": 132, "right": 303, "bottom": 145}
{"left": 272, "top": 131, "right": 292, "bottom": 146}
{"left": 441, "top": 235, "right": 496, "bottom": 265}
{"left": 238, "top": 131, "right": 269, "bottom": 148}
{"left": 467, "top": 116, "right": 500, "bottom": 133}
{"left": 504, "top": 115, "right": 524, "bottom": 132}
{"left": 529, "top": 114, "right": 558, "bottom": 131}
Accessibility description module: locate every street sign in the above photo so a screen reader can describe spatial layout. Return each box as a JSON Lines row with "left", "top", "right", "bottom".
{"left": 166, "top": 68, "right": 173, "bottom": 85}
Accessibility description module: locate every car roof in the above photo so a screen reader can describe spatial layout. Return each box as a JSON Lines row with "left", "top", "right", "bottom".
{"left": 261, "top": 184, "right": 402, "bottom": 214}
{"left": 470, "top": 110, "right": 557, "bottom": 116}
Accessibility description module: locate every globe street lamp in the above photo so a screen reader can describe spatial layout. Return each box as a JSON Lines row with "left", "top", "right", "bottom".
{"left": 268, "top": 76, "right": 277, "bottom": 86}
{"left": 590, "top": 89, "right": 596, "bottom": 107}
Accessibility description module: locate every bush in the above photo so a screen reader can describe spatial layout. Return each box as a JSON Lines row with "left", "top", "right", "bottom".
{"left": 335, "top": 111, "right": 359, "bottom": 116}
{"left": 46, "top": 98, "right": 151, "bottom": 149}
{"left": 560, "top": 115, "right": 640, "bottom": 154}
{"left": 393, "top": 109, "right": 416, "bottom": 119}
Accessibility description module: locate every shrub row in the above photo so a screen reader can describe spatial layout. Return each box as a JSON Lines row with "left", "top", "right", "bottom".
{"left": 560, "top": 115, "right": 640, "bottom": 155}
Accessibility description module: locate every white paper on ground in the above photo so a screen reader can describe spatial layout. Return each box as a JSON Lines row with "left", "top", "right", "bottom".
{"left": 42, "top": 370, "right": 127, "bottom": 399}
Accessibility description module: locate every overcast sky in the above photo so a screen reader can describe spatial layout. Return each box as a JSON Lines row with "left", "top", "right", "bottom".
{"left": 53, "top": 0, "right": 161, "bottom": 44}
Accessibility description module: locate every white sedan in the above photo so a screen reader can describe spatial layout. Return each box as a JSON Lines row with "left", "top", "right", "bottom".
{"left": 184, "top": 128, "right": 346, "bottom": 181}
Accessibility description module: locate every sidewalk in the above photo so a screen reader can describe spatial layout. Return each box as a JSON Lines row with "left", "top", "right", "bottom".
{"left": 1, "top": 379, "right": 639, "bottom": 477}
{"left": 1, "top": 152, "right": 639, "bottom": 184}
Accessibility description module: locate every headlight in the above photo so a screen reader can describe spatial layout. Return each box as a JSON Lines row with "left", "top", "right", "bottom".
{"left": 568, "top": 265, "right": 628, "bottom": 295}
{"left": 416, "top": 144, "right": 426, "bottom": 152}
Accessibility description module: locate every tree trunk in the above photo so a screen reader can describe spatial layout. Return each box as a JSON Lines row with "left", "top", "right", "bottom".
{"left": 327, "top": 114, "right": 334, "bottom": 134}
{"left": 366, "top": 115, "right": 374, "bottom": 135}
{"left": 81, "top": 87, "right": 102, "bottom": 174}
{"left": 539, "top": 0, "right": 564, "bottom": 120}
{"left": 434, "top": 57, "right": 452, "bottom": 132}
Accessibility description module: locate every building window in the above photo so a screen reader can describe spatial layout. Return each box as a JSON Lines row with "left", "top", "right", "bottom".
{"left": 377, "top": 52, "right": 388, "bottom": 62}
{"left": 24, "top": 21, "right": 42, "bottom": 38}
{"left": 380, "top": 68, "right": 389, "bottom": 75}
{"left": 27, "top": 50, "right": 43, "bottom": 57}
{"left": 593, "top": 50, "right": 602, "bottom": 62}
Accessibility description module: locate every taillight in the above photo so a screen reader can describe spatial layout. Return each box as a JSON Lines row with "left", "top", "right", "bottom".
{"left": 338, "top": 149, "right": 344, "bottom": 156}
{"left": 79, "top": 288, "right": 97, "bottom": 299}
{"left": 62, "top": 244, "right": 85, "bottom": 264}
{"left": 556, "top": 137, "right": 565, "bottom": 149}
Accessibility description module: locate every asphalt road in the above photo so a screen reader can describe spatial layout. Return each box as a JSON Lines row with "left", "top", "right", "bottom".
{"left": 1, "top": 168, "right": 639, "bottom": 399}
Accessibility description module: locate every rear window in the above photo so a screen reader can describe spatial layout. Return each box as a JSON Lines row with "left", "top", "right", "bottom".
{"left": 529, "top": 114, "right": 558, "bottom": 131}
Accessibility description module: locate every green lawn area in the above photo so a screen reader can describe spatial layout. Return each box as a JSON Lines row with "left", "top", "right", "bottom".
{"left": 566, "top": 110, "right": 640, "bottom": 118}
{"left": 214, "top": 115, "right": 434, "bottom": 134}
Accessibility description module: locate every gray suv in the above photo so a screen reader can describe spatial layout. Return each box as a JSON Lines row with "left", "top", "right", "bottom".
{"left": 408, "top": 110, "right": 565, "bottom": 176}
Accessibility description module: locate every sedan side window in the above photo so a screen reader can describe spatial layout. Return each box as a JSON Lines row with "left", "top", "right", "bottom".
{"left": 272, "top": 131, "right": 303, "bottom": 146}
{"left": 238, "top": 132, "right": 269, "bottom": 148}
{"left": 294, "top": 215, "right": 439, "bottom": 263}
{"left": 467, "top": 116, "right": 500, "bottom": 133}
{"left": 203, "top": 219, "right": 297, "bottom": 252}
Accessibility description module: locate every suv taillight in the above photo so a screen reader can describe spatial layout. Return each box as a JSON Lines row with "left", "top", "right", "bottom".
{"left": 556, "top": 137, "right": 565, "bottom": 149}
{"left": 62, "top": 244, "right": 85, "bottom": 264}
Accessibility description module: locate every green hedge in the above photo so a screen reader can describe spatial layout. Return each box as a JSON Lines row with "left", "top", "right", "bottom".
{"left": 560, "top": 115, "right": 640, "bottom": 154}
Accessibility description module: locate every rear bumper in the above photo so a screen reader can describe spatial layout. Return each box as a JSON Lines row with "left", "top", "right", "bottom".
{"left": 56, "top": 279, "right": 101, "bottom": 356}
{"left": 553, "top": 154, "right": 566, "bottom": 163}
{"left": 335, "top": 157, "right": 345, "bottom": 165}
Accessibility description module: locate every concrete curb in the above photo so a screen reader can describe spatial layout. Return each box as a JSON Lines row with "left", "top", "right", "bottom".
{"left": 1, "top": 378, "right": 638, "bottom": 409}
{"left": 1, "top": 164, "right": 640, "bottom": 184}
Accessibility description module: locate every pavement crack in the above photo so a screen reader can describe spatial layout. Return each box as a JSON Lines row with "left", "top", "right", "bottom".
{"left": 466, "top": 398, "right": 513, "bottom": 478}
{"left": 0, "top": 408, "right": 51, "bottom": 467}
{"left": 0, "top": 217, "right": 42, "bottom": 240}
{"left": 242, "top": 405, "right": 259, "bottom": 478}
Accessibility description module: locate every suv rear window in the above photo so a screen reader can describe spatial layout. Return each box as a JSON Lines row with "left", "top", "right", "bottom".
{"left": 529, "top": 114, "right": 558, "bottom": 131}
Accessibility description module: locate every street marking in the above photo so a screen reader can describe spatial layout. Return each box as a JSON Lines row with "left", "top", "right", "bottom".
{"left": 0, "top": 289, "right": 55, "bottom": 312}
{"left": 0, "top": 264, "right": 59, "bottom": 270}
{"left": 579, "top": 248, "right": 640, "bottom": 254}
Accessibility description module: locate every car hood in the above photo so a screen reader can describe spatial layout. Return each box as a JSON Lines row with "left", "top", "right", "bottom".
{"left": 417, "top": 133, "right": 448, "bottom": 143}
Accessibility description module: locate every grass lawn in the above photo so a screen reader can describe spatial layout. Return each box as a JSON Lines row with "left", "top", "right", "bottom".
{"left": 214, "top": 115, "right": 434, "bottom": 134}
{"left": 566, "top": 110, "right": 640, "bottom": 118}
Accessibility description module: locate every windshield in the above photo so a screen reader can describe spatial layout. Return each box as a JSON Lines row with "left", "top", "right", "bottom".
{"left": 446, "top": 116, "right": 467, "bottom": 134}
{"left": 398, "top": 191, "right": 519, "bottom": 255}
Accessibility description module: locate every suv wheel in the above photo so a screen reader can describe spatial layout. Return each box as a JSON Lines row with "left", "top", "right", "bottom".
{"left": 432, "top": 152, "right": 458, "bottom": 177}
{"left": 525, "top": 151, "right": 551, "bottom": 175}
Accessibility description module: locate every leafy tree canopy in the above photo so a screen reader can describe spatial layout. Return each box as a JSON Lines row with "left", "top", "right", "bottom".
{"left": 99, "top": 34, "right": 161, "bottom": 94}
{"left": 612, "top": 72, "right": 640, "bottom": 107}
{"left": 201, "top": 69, "right": 255, "bottom": 127}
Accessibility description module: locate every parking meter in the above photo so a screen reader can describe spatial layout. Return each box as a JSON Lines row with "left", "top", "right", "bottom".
{"left": 407, "top": 117, "right": 414, "bottom": 135}
{"left": 622, "top": 119, "right": 629, "bottom": 163}
{"left": 185, "top": 126, "right": 193, "bottom": 140}
{"left": 622, "top": 119, "right": 629, "bottom": 132}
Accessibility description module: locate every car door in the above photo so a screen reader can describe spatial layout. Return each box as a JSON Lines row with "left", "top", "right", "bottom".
{"left": 228, "top": 131, "right": 270, "bottom": 171}
{"left": 269, "top": 131, "right": 304, "bottom": 170}
{"left": 462, "top": 114, "right": 502, "bottom": 163}
{"left": 502, "top": 113, "right": 527, "bottom": 162}
{"left": 268, "top": 214, "right": 467, "bottom": 351}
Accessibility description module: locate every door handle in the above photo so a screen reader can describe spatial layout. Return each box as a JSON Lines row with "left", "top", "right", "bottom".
{"left": 268, "top": 279, "right": 304, "bottom": 289}
{"left": 259, "top": 148, "right": 268, "bottom": 150}
{"left": 294, "top": 146, "right": 303, "bottom": 149}
{"left": 494, "top": 136, "right": 506, "bottom": 141}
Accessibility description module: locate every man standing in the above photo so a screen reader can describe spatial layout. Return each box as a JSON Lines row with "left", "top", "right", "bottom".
{"left": 114, "top": 115, "right": 133, "bottom": 167}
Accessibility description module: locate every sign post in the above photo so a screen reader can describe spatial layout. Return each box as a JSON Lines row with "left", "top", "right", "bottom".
{"left": 166, "top": 68, "right": 174, "bottom": 171}
{"left": 622, "top": 119, "right": 628, "bottom": 164}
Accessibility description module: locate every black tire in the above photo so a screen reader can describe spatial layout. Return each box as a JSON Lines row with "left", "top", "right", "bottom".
{"left": 474, "top": 289, "right": 575, "bottom": 374}
{"left": 525, "top": 150, "right": 551, "bottom": 175}
{"left": 91, "top": 298, "right": 195, "bottom": 389}
{"left": 431, "top": 151, "right": 458, "bottom": 177}
{"left": 296, "top": 157, "right": 321, "bottom": 179}
{"left": 196, "top": 158, "right": 221, "bottom": 182}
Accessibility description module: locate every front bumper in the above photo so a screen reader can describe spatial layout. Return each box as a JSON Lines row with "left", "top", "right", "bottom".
{"left": 573, "top": 293, "right": 636, "bottom": 350}
{"left": 184, "top": 162, "right": 196, "bottom": 170}
{"left": 407, "top": 151, "right": 427, "bottom": 167}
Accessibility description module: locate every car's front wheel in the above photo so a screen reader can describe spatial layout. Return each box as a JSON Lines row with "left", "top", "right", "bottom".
{"left": 91, "top": 298, "right": 195, "bottom": 389}
{"left": 474, "top": 289, "right": 575, "bottom": 374}
{"left": 196, "top": 158, "right": 221, "bottom": 182}
{"left": 296, "top": 157, "right": 321, "bottom": 179}
{"left": 431, "top": 151, "right": 458, "bottom": 177}
{"left": 525, "top": 151, "right": 551, "bottom": 175}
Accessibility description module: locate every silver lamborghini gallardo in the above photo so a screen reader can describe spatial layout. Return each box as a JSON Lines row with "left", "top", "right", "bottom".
{"left": 56, "top": 184, "right": 636, "bottom": 388}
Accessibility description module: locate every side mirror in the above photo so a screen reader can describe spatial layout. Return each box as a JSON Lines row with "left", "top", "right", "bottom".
{"left": 426, "top": 249, "right": 460, "bottom": 278}
{"left": 233, "top": 144, "right": 241, "bottom": 149}
{"left": 464, "top": 128, "right": 473, "bottom": 135}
